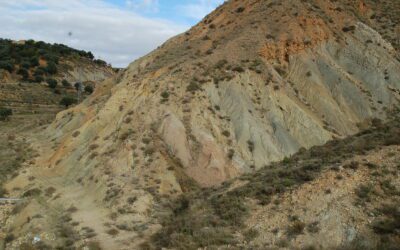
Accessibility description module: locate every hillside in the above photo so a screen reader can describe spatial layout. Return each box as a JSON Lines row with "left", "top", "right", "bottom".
{"left": 1, "top": 0, "right": 400, "bottom": 249}
{"left": 147, "top": 109, "right": 400, "bottom": 249}
{"left": 0, "top": 39, "right": 115, "bottom": 134}
{"left": 0, "top": 39, "right": 112, "bottom": 83}
{"left": 0, "top": 40, "right": 115, "bottom": 250}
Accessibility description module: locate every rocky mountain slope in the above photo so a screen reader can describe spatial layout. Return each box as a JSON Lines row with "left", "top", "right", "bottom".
{"left": 1, "top": 0, "right": 400, "bottom": 249}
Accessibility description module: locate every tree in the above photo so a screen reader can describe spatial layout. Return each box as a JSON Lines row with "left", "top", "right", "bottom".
{"left": 60, "top": 96, "right": 77, "bottom": 108}
{"left": 46, "top": 78, "right": 58, "bottom": 89}
{"left": 84, "top": 85, "right": 94, "bottom": 94}
{"left": 0, "top": 108, "right": 12, "bottom": 121}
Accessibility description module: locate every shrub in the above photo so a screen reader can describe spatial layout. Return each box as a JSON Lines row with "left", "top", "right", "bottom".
{"left": 232, "top": 66, "right": 245, "bottom": 73}
{"left": 342, "top": 25, "right": 356, "bottom": 32}
{"left": 228, "top": 149, "right": 235, "bottom": 159}
{"left": 243, "top": 228, "right": 259, "bottom": 242}
{"left": 0, "top": 61, "right": 14, "bottom": 72}
{"left": 372, "top": 219, "right": 399, "bottom": 234}
{"left": 355, "top": 184, "right": 373, "bottom": 200}
{"left": 17, "top": 68, "right": 29, "bottom": 79}
{"left": 187, "top": 81, "right": 201, "bottom": 92}
{"left": 21, "top": 61, "right": 31, "bottom": 69}
{"left": 106, "top": 228, "right": 119, "bottom": 236}
{"left": 34, "top": 75, "right": 44, "bottom": 83}
{"left": 161, "top": 91, "right": 170, "bottom": 99}
{"left": 34, "top": 68, "right": 45, "bottom": 76}
{"left": 236, "top": 7, "right": 245, "bottom": 13}
{"left": 287, "top": 220, "right": 306, "bottom": 237}
{"left": 60, "top": 96, "right": 77, "bottom": 108}
{"left": 30, "top": 57, "right": 39, "bottom": 67}
{"left": 84, "top": 85, "right": 94, "bottom": 94}
{"left": 5, "top": 234, "right": 15, "bottom": 243}
{"left": 45, "top": 61, "right": 57, "bottom": 74}
{"left": 222, "top": 130, "right": 230, "bottom": 137}
{"left": 0, "top": 187, "right": 8, "bottom": 197}
{"left": 74, "top": 82, "right": 82, "bottom": 91}
{"left": 215, "top": 59, "right": 228, "bottom": 69}
{"left": 247, "top": 140, "right": 255, "bottom": 152}
{"left": 62, "top": 79, "right": 71, "bottom": 87}
{"left": 0, "top": 108, "right": 12, "bottom": 121}
{"left": 46, "top": 78, "right": 58, "bottom": 88}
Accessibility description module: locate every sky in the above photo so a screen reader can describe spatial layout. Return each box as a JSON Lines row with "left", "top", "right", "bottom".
{"left": 0, "top": 0, "right": 224, "bottom": 67}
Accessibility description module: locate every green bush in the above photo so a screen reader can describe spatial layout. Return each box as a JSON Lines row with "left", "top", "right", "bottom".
{"left": 17, "top": 68, "right": 29, "bottom": 79}
{"left": 34, "top": 75, "right": 44, "bottom": 83}
{"left": 187, "top": 81, "right": 201, "bottom": 92}
{"left": 161, "top": 91, "right": 170, "bottom": 99}
{"left": 21, "top": 61, "right": 31, "bottom": 69}
{"left": 46, "top": 78, "right": 58, "bottom": 88}
{"left": 45, "top": 61, "right": 57, "bottom": 74}
{"left": 30, "top": 57, "right": 39, "bottom": 67}
{"left": 60, "top": 96, "right": 77, "bottom": 108}
{"left": 34, "top": 68, "right": 45, "bottom": 76}
{"left": 0, "top": 61, "right": 14, "bottom": 72}
{"left": 84, "top": 85, "right": 94, "bottom": 94}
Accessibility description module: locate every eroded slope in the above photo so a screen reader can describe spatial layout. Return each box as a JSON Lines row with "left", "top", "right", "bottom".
{"left": 1, "top": 0, "right": 400, "bottom": 249}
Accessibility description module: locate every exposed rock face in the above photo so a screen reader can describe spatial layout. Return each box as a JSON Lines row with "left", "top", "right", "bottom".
{"left": 47, "top": 0, "right": 400, "bottom": 187}
{"left": 58, "top": 58, "right": 114, "bottom": 83}
{"left": 2, "top": 0, "right": 400, "bottom": 249}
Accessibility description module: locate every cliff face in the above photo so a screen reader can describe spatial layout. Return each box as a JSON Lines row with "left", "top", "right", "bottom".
{"left": 2, "top": 0, "right": 400, "bottom": 249}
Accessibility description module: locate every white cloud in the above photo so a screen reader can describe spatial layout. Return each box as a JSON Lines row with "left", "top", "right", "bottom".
{"left": 178, "top": 0, "right": 224, "bottom": 20}
{"left": 125, "top": 0, "right": 159, "bottom": 12}
{"left": 0, "top": 0, "right": 187, "bottom": 67}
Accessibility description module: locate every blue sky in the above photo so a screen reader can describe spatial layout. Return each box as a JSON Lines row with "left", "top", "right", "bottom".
{"left": 107, "top": 0, "right": 223, "bottom": 24}
{"left": 0, "top": 0, "right": 224, "bottom": 67}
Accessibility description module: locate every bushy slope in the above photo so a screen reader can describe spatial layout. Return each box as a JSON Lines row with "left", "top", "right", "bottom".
{"left": 0, "top": 39, "right": 108, "bottom": 82}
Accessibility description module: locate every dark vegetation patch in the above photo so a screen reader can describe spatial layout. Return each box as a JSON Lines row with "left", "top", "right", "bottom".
{"left": 147, "top": 109, "right": 400, "bottom": 249}
{"left": 0, "top": 39, "right": 106, "bottom": 81}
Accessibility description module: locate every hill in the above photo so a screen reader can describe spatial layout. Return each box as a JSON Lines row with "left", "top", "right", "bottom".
{"left": 0, "top": 39, "right": 115, "bottom": 136}
{"left": 0, "top": 0, "right": 399, "bottom": 249}
{"left": 0, "top": 39, "right": 112, "bottom": 83}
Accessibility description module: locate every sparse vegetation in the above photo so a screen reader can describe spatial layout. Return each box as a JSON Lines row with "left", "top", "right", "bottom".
{"left": 0, "top": 108, "right": 12, "bottom": 121}
{"left": 147, "top": 110, "right": 400, "bottom": 249}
